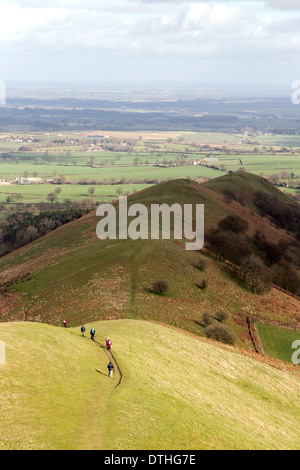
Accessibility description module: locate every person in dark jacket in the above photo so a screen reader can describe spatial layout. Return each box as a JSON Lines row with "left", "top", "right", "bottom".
{"left": 90, "top": 327, "right": 95, "bottom": 340}
{"left": 107, "top": 361, "right": 114, "bottom": 378}
{"left": 81, "top": 325, "right": 86, "bottom": 337}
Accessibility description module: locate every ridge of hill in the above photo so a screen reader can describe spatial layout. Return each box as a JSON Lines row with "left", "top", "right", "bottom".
{"left": 0, "top": 172, "right": 299, "bottom": 353}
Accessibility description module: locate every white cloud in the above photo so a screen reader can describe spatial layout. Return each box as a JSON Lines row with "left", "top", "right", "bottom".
{"left": 1, "top": 0, "right": 296, "bottom": 57}
{"left": 7, "top": 0, "right": 300, "bottom": 8}
{"left": 0, "top": 0, "right": 299, "bottom": 84}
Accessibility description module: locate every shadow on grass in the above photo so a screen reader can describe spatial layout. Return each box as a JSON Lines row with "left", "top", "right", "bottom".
{"left": 144, "top": 287, "right": 155, "bottom": 294}
{"left": 191, "top": 262, "right": 207, "bottom": 272}
{"left": 95, "top": 369, "right": 109, "bottom": 377}
{"left": 195, "top": 281, "right": 209, "bottom": 290}
{"left": 143, "top": 287, "right": 170, "bottom": 296}
{"left": 221, "top": 267, "right": 250, "bottom": 292}
{"left": 193, "top": 320, "right": 206, "bottom": 329}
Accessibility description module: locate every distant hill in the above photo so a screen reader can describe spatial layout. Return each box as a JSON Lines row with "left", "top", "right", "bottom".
{"left": 0, "top": 172, "right": 299, "bottom": 352}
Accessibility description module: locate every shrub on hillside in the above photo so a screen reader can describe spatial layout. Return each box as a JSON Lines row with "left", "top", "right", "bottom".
{"left": 218, "top": 215, "right": 249, "bottom": 234}
{"left": 202, "top": 312, "right": 213, "bottom": 327}
{"left": 198, "top": 279, "right": 208, "bottom": 290}
{"left": 222, "top": 189, "right": 236, "bottom": 204}
{"left": 215, "top": 310, "right": 229, "bottom": 322}
{"left": 197, "top": 258, "right": 207, "bottom": 271}
{"left": 204, "top": 324, "right": 236, "bottom": 345}
{"left": 152, "top": 280, "right": 169, "bottom": 295}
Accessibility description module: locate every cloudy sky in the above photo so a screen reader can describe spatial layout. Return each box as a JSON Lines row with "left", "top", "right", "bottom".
{"left": 0, "top": 0, "right": 299, "bottom": 89}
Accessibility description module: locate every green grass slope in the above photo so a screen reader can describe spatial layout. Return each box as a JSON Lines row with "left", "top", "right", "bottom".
{"left": 257, "top": 322, "right": 300, "bottom": 364}
{"left": 0, "top": 174, "right": 299, "bottom": 350}
{"left": 0, "top": 321, "right": 113, "bottom": 450}
{"left": 204, "top": 171, "right": 294, "bottom": 205}
{"left": 0, "top": 319, "right": 299, "bottom": 450}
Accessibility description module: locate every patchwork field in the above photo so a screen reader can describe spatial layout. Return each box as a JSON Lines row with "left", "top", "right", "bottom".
{"left": 1, "top": 130, "right": 300, "bottom": 214}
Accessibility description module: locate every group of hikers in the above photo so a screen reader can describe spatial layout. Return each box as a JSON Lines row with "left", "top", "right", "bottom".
{"left": 63, "top": 319, "right": 114, "bottom": 378}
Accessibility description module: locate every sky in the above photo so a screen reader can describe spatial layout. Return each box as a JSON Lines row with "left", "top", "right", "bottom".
{"left": 0, "top": 0, "right": 300, "bottom": 89}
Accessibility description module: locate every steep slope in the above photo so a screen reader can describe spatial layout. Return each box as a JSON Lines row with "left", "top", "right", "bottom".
{"left": 0, "top": 320, "right": 299, "bottom": 450}
{"left": 0, "top": 174, "right": 299, "bottom": 352}
{"left": 203, "top": 171, "right": 300, "bottom": 243}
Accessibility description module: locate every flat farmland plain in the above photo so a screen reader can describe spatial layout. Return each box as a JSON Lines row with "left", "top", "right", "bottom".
{"left": 1, "top": 130, "right": 300, "bottom": 209}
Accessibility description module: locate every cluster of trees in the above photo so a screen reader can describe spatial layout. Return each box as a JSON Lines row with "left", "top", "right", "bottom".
{"left": 49, "top": 176, "right": 169, "bottom": 186}
{"left": 0, "top": 207, "right": 91, "bottom": 256}
{"left": 222, "top": 189, "right": 245, "bottom": 206}
{"left": 206, "top": 213, "right": 300, "bottom": 296}
{"left": 254, "top": 190, "right": 300, "bottom": 235}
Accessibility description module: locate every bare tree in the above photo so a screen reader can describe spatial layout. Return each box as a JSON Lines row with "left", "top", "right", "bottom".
{"left": 88, "top": 187, "right": 96, "bottom": 197}
{"left": 240, "top": 254, "right": 269, "bottom": 293}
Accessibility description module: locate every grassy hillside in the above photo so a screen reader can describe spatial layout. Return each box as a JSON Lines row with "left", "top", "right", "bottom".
{"left": 0, "top": 321, "right": 113, "bottom": 450}
{"left": 0, "top": 173, "right": 299, "bottom": 353}
{"left": 0, "top": 319, "right": 299, "bottom": 450}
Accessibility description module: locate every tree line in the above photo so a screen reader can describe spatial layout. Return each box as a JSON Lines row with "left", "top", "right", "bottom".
{"left": 0, "top": 206, "right": 91, "bottom": 257}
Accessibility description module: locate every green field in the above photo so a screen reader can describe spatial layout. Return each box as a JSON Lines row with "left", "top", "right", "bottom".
{"left": 0, "top": 183, "right": 152, "bottom": 204}
{"left": 257, "top": 323, "right": 300, "bottom": 364}
{"left": 1, "top": 130, "right": 300, "bottom": 211}
{"left": 1, "top": 319, "right": 299, "bottom": 450}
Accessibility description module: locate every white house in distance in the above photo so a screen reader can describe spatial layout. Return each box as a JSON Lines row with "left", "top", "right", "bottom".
{"left": 14, "top": 177, "right": 43, "bottom": 185}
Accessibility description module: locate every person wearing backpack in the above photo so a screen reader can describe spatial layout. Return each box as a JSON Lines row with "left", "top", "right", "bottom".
{"left": 81, "top": 325, "right": 86, "bottom": 337}
{"left": 107, "top": 361, "right": 114, "bottom": 378}
{"left": 90, "top": 327, "right": 95, "bottom": 341}
{"left": 106, "top": 337, "right": 112, "bottom": 350}
{"left": 63, "top": 318, "right": 68, "bottom": 328}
